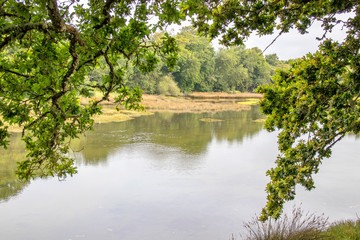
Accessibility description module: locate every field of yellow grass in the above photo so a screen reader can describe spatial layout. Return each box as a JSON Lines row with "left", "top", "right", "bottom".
{"left": 4, "top": 92, "right": 262, "bottom": 132}
{"left": 81, "top": 92, "right": 262, "bottom": 113}
{"left": 187, "top": 92, "right": 263, "bottom": 99}
{"left": 142, "top": 94, "right": 253, "bottom": 112}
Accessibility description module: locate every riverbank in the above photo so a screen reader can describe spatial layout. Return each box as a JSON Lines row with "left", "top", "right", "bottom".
{"left": 5, "top": 92, "right": 263, "bottom": 132}
{"left": 80, "top": 92, "right": 262, "bottom": 123}
{"left": 239, "top": 206, "right": 360, "bottom": 240}
{"left": 140, "top": 93, "right": 261, "bottom": 112}
{"left": 90, "top": 92, "right": 262, "bottom": 123}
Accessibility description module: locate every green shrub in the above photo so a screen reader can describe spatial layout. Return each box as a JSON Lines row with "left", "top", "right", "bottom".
{"left": 157, "top": 75, "right": 181, "bottom": 96}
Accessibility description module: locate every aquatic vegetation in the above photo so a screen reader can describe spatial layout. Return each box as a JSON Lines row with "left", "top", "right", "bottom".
{"left": 199, "top": 118, "right": 224, "bottom": 122}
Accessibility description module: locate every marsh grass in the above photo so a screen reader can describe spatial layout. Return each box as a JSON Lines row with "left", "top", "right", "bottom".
{"left": 238, "top": 98, "right": 260, "bottom": 105}
{"left": 7, "top": 93, "right": 257, "bottom": 132}
{"left": 199, "top": 118, "right": 224, "bottom": 122}
{"left": 93, "top": 106, "right": 153, "bottom": 124}
{"left": 188, "top": 92, "right": 263, "bottom": 99}
{"left": 141, "top": 94, "right": 252, "bottom": 112}
{"left": 242, "top": 206, "right": 329, "bottom": 240}
{"left": 253, "top": 119, "right": 266, "bottom": 123}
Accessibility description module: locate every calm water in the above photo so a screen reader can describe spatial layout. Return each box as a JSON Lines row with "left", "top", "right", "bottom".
{"left": 0, "top": 107, "right": 359, "bottom": 240}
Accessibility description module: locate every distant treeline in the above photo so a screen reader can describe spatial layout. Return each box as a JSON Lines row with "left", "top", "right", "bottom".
{"left": 87, "top": 27, "right": 290, "bottom": 95}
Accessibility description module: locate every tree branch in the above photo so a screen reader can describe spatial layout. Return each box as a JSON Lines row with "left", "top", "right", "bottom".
{"left": 0, "top": 9, "right": 17, "bottom": 18}
{"left": 262, "top": 29, "right": 284, "bottom": 54}
{"left": 62, "top": 35, "right": 80, "bottom": 91}
{"left": 0, "top": 22, "right": 51, "bottom": 34}
{"left": 45, "top": 0, "right": 86, "bottom": 47}
{"left": 93, "top": 0, "right": 117, "bottom": 29}
{"left": 22, "top": 111, "right": 51, "bottom": 137}
{"left": 46, "top": 0, "right": 64, "bottom": 30}
{"left": 0, "top": 66, "right": 33, "bottom": 78}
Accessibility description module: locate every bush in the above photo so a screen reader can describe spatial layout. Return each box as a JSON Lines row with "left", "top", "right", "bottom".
{"left": 157, "top": 75, "right": 181, "bottom": 96}
{"left": 242, "top": 205, "right": 329, "bottom": 240}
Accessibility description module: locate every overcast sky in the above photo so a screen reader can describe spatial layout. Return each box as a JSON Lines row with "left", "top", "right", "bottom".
{"left": 74, "top": 1, "right": 351, "bottom": 61}
{"left": 234, "top": 13, "right": 352, "bottom": 60}
{"left": 173, "top": 13, "right": 351, "bottom": 60}
{"left": 244, "top": 21, "right": 347, "bottom": 60}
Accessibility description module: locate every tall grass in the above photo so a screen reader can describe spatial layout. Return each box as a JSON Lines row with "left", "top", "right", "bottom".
{"left": 241, "top": 205, "right": 329, "bottom": 240}
{"left": 325, "top": 218, "right": 360, "bottom": 240}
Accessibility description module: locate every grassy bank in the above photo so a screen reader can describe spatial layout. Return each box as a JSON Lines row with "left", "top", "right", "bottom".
{"left": 325, "top": 219, "right": 360, "bottom": 240}
{"left": 4, "top": 92, "right": 262, "bottom": 132}
{"left": 187, "top": 92, "right": 263, "bottom": 99}
{"left": 81, "top": 92, "right": 262, "bottom": 112}
{"left": 141, "top": 94, "right": 257, "bottom": 112}
{"left": 237, "top": 206, "right": 360, "bottom": 240}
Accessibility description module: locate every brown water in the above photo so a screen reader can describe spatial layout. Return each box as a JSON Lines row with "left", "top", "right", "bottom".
{"left": 0, "top": 107, "right": 359, "bottom": 240}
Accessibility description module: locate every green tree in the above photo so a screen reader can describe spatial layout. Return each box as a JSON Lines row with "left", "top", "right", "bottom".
{"left": 265, "top": 53, "right": 291, "bottom": 76}
{"left": 237, "top": 47, "right": 272, "bottom": 91}
{"left": 214, "top": 46, "right": 271, "bottom": 92}
{"left": 172, "top": 26, "right": 215, "bottom": 92}
{"left": 1, "top": 0, "right": 359, "bottom": 222}
{"left": 214, "top": 47, "right": 249, "bottom": 92}
{"left": 257, "top": 38, "right": 360, "bottom": 220}
{"left": 173, "top": 49, "right": 201, "bottom": 92}
{"left": 0, "top": 0, "right": 180, "bottom": 180}
{"left": 124, "top": 28, "right": 215, "bottom": 94}
{"left": 123, "top": 32, "right": 177, "bottom": 94}
{"left": 265, "top": 54, "right": 279, "bottom": 66}
{"left": 157, "top": 74, "right": 181, "bottom": 96}
{"left": 183, "top": 0, "right": 360, "bottom": 220}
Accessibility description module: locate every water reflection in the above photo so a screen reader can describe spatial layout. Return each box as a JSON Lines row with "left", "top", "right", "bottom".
{"left": 73, "top": 107, "right": 264, "bottom": 166}
{"left": 0, "top": 133, "right": 28, "bottom": 202}
{"left": 0, "top": 106, "right": 360, "bottom": 240}
{"left": 0, "top": 107, "right": 263, "bottom": 201}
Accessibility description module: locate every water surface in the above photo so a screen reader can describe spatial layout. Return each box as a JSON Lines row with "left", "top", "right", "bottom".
{"left": 0, "top": 107, "right": 359, "bottom": 240}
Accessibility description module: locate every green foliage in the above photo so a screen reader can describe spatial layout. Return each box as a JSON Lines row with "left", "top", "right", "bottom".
{"left": 119, "top": 27, "right": 274, "bottom": 94}
{"left": 213, "top": 46, "right": 272, "bottom": 92}
{"left": 2, "top": 0, "right": 359, "bottom": 224}
{"left": 257, "top": 34, "right": 360, "bottom": 220}
{"left": 180, "top": 0, "right": 360, "bottom": 221}
{"left": 243, "top": 216, "right": 360, "bottom": 240}
{"left": 256, "top": 10, "right": 360, "bottom": 220}
{"left": 0, "top": 0, "right": 182, "bottom": 181}
{"left": 265, "top": 54, "right": 279, "bottom": 66}
{"left": 214, "top": 47, "right": 248, "bottom": 92}
{"left": 184, "top": 0, "right": 357, "bottom": 46}
{"left": 238, "top": 47, "right": 272, "bottom": 91}
{"left": 157, "top": 74, "right": 181, "bottom": 96}
{"left": 173, "top": 26, "right": 216, "bottom": 92}
{"left": 173, "top": 48, "right": 202, "bottom": 92}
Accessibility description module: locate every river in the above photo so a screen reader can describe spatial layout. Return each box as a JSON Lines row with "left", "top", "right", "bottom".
{"left": 0, "top": 106, "right": 359, "bottom": 240}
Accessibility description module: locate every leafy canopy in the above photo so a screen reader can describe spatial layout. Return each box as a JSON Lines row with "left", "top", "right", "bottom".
{"left": 1, "top": 0, "right": 360, "bottom": 221}
{"left": 184, "top": 0, "right": 359, "bottom": 220}
{"left": 0, "top": 0, "right": 181, "bottom": 180}
{"left": 182, "top": 0, "right": 360, "bottom": 220}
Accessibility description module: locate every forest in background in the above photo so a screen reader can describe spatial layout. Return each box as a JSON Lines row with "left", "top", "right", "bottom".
{"left": 87, "top": 27, "right": 290, "bottom": 95}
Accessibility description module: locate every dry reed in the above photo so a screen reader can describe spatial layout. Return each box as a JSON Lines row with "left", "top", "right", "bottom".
{"left": 242, "top": 205, "right": 329, "bottom": 240}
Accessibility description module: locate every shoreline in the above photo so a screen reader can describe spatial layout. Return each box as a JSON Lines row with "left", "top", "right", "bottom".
{"left": 5, "top": 92, "right": 263, "bottom": 132}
